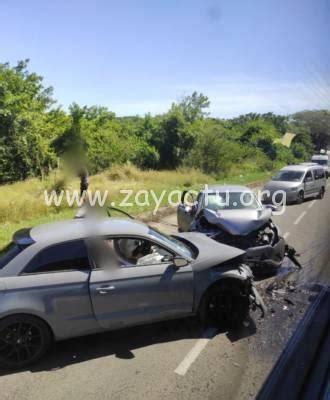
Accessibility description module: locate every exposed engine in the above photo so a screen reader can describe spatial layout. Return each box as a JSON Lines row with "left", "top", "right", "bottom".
{"left": 196, "top": 214, "right": 279, "bottom": 250}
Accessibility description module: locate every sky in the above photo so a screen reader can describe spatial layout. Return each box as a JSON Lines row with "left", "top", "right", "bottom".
{"left": 0, "top": 0, "right": 329, "bottom": 117}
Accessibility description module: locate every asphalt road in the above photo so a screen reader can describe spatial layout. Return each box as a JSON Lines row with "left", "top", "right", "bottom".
{"left": 1, "top": 182, "right": 329, "bottom": 400}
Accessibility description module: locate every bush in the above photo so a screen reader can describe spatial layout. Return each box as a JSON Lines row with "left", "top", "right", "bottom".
{"left": 48, "top": 178, "right": 67, "bottom": 194}
{"left": 185, "top": 125, "right": 242, "bottom": 175}
{"left": 291, "top": 142, "right": 309, "bottom": 160}
{"left": 107, "top": 163, "right": 141, "bottom": 181}
{"left": 131, "top": 144, "right": 160, "bottom": 169}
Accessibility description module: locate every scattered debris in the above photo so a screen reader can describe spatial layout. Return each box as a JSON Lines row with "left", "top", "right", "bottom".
{"left": 284, "top": 298, "right": 295, "bottom": 306}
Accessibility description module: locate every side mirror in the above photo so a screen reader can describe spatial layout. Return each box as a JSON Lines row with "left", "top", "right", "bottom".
{"left": 173, "top": 256, "right": 189, "bottom": 268}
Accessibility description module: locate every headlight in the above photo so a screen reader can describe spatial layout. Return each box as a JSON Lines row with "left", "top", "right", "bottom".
{"left": 290, "top": 187, "right": 298, "bottom": 191}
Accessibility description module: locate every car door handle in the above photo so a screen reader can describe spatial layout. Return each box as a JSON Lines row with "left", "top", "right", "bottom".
{"left": 96, "top": 285, "right": 116, "bottom": 294}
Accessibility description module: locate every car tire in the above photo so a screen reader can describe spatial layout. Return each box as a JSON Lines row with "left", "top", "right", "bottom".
{"left": 199, "top": 280, "right": 250, "bottom": 330}
{"left": 252, "top": 264, "right": 279, "bottom": 279}
{"left": 317, "top": 187, "right": 325, "bottom": 199}
{"left": 0, "top": 314, "right": 52, "bottom": 369}
{"left": 297, "top": 190, "right": 304, "bottom": 204}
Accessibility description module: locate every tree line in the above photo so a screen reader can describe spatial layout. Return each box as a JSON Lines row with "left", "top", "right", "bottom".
{"left": 0, "top": 60, "right": 329, "bottom": 184}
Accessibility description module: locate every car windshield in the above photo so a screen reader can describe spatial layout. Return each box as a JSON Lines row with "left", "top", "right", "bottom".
{"left": 312, "top": 159, "right": 328, "bottom": 166}
{"left": 272, "top": 170, "right": 304, "bottom": 182}
{"left": 0, "top": 242, "right": 22, "bottom": 269}
{"left": 149, "top": 227, "right": 193, "bottom": 259}
{"left": 203, "top": 192, "right": 260, "bottom": 210}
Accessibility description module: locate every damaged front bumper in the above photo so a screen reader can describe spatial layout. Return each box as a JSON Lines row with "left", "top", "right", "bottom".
{"left": 244, "top": 236, "right": 286, "bottom": 270}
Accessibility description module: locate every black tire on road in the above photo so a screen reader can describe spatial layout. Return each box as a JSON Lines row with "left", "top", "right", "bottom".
{"left": 199, "top": 280, "right": 250, "bottom": 330}
{"left": 0, "top": 314, "right": 52, "bottom": 369}
{"left": 297, "top": 190, "right": 304, "bottom": 204}
{"left": 317, "top": 187, "right": 325, "bottom": 200}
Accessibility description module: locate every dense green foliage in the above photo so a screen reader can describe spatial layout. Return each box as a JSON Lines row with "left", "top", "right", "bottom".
{"left": 0, "top": 61, "right": 328, "bottom": 184}
{"left": 0, "top": 60, "right": 67, "bottom": 182}
{"left": 291, "top": 110, "right": 330, "bottom": 151}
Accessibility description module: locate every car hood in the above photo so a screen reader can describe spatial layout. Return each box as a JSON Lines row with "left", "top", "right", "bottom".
{"left": 201, "top": 208, "right": 272, "bottom": 236}
{"left": 173, "top": 232, "right": 245, "bottom": 272}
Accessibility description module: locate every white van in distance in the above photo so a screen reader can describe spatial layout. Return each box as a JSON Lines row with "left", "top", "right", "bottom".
{"left": 311, "top": 154, "right": 329, "bottom": 178}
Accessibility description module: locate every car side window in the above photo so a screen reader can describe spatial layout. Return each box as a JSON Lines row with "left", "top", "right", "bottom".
{"left": 23, "top": 240, "right": 90, "bottom": 274}
{"left": 314, "top": 169, "right": 324, "bottom": 180}
{"left": 305, "top": 171, "right": 313, "bottom": 181}
{"left": 90, "top": 237, "right": 174, "bottom": 268}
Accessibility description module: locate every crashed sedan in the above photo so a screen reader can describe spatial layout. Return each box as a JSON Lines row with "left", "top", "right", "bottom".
{"left": 177, "top": 185, "right": 300, "bottom": 274}
{"left": 0, "top": 217, "right": 265, "bottom": 369}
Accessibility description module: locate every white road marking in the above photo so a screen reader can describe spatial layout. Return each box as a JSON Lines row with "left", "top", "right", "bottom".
{"left": 283, "top": 232, "right": 290, "bottom": 239}
{"left": 308, "top": 200, "right": 316, "bottom": 209}
{"left": 174, "top": 327, "right": 217, "bottom": 376}
{"left": 294, "top": 211, "right": 307, "bottom": 225}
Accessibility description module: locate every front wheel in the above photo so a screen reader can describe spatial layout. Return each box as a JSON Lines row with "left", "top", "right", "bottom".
{"left": 199, "top": 280, "right": 250, "bottom": 329}
{"left": 296, "top": 190, "right": 304, "bottom": 204}
{"left": 0, "top": 315, "right": 52, "bottom": 369}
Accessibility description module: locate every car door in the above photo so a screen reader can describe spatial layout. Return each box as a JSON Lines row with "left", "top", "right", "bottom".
{"left": 177, "top": 204, "right": 195, "bottom": 232}
{"left": 88, "top": 237, "right": 194, "bottom": 329}
{"left": 303, "top": 170, "right": 314, "bottom": 196}
{"left": 177, "top": 191, "right": 201, "bottom": 231}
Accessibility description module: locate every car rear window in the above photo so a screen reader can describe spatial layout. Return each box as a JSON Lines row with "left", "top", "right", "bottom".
{"left": 0, "top": 242, "right": 22, "bottom": 269}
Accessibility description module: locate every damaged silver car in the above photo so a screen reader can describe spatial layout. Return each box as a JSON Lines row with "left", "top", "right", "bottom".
{"left": 177, "top": 185, "right": 301, "bottom": 275}
{"left": 0, "top": 217, "right": 265, "bottom": 368}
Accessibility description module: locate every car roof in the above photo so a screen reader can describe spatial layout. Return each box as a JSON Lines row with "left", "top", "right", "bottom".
{"left": 28, "top": 217, "right": 149, "bottom": 245}
{"left": 280, "top": 164, "right": 318, "bottom": 172}
{"left": 202, "top": 184, "right": 252, "bottom": 193}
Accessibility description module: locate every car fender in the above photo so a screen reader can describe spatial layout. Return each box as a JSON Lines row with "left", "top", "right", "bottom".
{"left": 193, "top": 264, "right": 253, "bottom": 312}
{"left": 0, "top": 286, "right": 56, "bottom": 335}
{"left": 0, "top": 306, "right": 56, "bottom": 337}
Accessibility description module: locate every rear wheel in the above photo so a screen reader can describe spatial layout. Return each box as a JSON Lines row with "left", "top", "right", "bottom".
{"left": 317, "top": 187, "right": 325, "bottom": 199}
{"left": 0, "top": 315, "right": 52, "bottom": 369}
{"left": 297, "top": 190, "right": 304, "bottom": 204}
{"left": 199, "top": 280, "right": 250, "bottom": 329}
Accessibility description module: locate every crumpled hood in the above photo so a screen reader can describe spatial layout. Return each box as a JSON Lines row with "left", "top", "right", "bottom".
{"left": 201, "top": 208, "right": 272, "bottom": 236}
{"left": 173, "top": 232, "right": 245, "bottom": 272}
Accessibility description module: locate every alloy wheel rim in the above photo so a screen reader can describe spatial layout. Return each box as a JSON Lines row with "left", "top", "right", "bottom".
{"left": 0, "top": 322, "right": 43, "bottom": 365}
